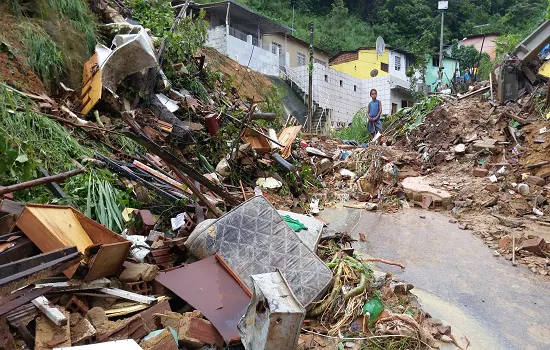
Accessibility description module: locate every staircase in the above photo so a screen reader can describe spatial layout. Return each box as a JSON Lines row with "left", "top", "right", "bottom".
{"left": 279, "top": 66, "right": 331, "bottom": 135}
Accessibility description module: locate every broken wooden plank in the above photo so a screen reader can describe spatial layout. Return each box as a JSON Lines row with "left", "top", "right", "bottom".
{"left": 0, "top": 287, "right": 51, "bottom": 316}
{"left": 526, "top": 161, "right": 550, "bottom": 169}
{"left": 133, "top": 160, "right": 185, "bottom": 190}
{"left": 502, "top": 111, "right": 529, "bottom": 125}
{"left": 457, "top": 86, "right": 490, "bottom": 100}
{"left": 105, "top": 296, "right": 168, "bottom": 318}
{"left": 31, "top": 296, "right": 67, "bottom": 326}
{"left": 0, "top": 247, "right": 82, "bottom": 296}
{"left": 99, "top": 288, "right": 157, "bottom": 305}
{"left": 0, "top": 168, "right": 84, "bottom": 196}
{"left": 34, "top": 278, "right": 110, "bottom": 292}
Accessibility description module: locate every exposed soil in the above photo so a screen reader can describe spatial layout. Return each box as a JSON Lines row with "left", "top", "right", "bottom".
{"left": 0, "top": 5, "right": 47, "bottom": 95}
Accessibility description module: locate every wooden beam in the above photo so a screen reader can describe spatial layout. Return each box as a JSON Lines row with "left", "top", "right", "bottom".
{"left": 0, "top": 168, "right": 84, "bottom": 196}
{"left": 31, "top": 296, "right": 67, "bottom": 326}
{"left": 99, "top": 288, "right": 157, "bottom": 305}
{"left": 34, "top": 278, "right": 110, "bottom": 292}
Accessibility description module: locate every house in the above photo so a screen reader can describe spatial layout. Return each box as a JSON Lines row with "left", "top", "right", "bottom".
{"left": 188, "top": 0, "right": 292, "bottom": 76}
{"left": 425, "top": 55, "right": 460, "bottom": 92}
{"left": 329, "top": 47, "right": 414, "bottom": 82}
{"left": 262, "top": 33, "right": 332, "bottom": 69}
{"left": 458, "top": 33, "right": 500, "bottom": 60}
{"left": 327, "top": 47, "right": 415, "bottom": 115}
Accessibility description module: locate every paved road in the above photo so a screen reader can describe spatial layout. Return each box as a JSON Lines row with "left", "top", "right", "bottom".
{"left": 320, "top": 207, "right": 550, "bottom": 350}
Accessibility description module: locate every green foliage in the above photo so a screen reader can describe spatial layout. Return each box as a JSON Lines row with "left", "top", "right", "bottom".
{"left": 449, "top": 45, "right": 482, "bottom": 70}
{"left": 21, "top": 23, "right": 64, "bottom": 89}
{"left": 84, "top": 170, "right": 127, "bottom": 233}
{"left": 495, "top": 34, "right": 523, "bottom": 60}
{"left": 333, "top": 108, "right": 370, "bottom": 143}
{"left": 129, "top": 0, "right": 208, "bottom": 74}
{"left": 384, "top": 96, "right": 442, "bottom": 139}
{"left": 45, "top": 0, "right": 97, "bottom": 54}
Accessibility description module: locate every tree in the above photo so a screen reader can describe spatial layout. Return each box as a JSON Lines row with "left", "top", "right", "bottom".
{"left": 449, "top": 45, "right": 481, "bottom": 69}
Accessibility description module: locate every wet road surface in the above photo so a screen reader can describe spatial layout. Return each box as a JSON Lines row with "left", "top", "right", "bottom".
{"left": 320, "top": 207, "right": 550, "bottom": 350}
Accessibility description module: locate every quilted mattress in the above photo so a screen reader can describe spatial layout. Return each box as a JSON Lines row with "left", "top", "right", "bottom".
{"left": 185, "top": 196, "right": 333, "bottom": 307}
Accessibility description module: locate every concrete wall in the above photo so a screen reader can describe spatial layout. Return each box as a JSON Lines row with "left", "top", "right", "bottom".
{"left": 263, "top": 34, "right": 330, "bottom": 68}
{"left": 205, "top": 26, "right": 227, "bottom": 52}
{"left": 226, "top": 34, "right": 279, "bottom": 76}
{"left": 459, "top": 35, "right": 499, "bottom": 60}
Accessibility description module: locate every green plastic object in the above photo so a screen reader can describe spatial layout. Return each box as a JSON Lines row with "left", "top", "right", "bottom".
{"left": 362, "top": 296, "right": 383, "bottom": 320}
{"left": 282, "top": 215, "right": 307, "bottom": 232}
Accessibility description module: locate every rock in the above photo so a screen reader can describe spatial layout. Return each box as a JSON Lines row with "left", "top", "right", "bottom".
{"left": 472, "top": 168, "right": 489, "bottom": 177}
{"left": 365, "top": 203, "right": 379, "bottom": 211}
{"left": 518, "top": 237, "right": 547, "bottom": 256}
{"left": 370, "top": 270, "right": 388, "bottom": 289}
{"left": 426, "top": 318, "right": 443, "bottom": 327}
{"left": 524, "top": 175, "right": 546, "bottom": 187}
{"left": 485, "top": 183, "right": 500, "bottom": 193}
{"left": 315, "top": 158, "right": 333, "bottom": 176}
{"left": 437, "top": 325, "right": 452, "bottom": 336}
{"left": 493, "top": 250, "right": 501, "bottom": 257}
{"left": 449, "top": 219, "right": 457, "bottom": 223}
{"left": 119, "top": 262, "right": 160, "bottom": 282}
{"left": 458, "top": 224, "right": 468, "bottom": 230}
{"left": 440, "top": 335, "right": 454, "bottom": 343}
{"left": 392, "top": 282, "right": 414, "bottom": 295}
{"left": 517, "top": 183, "right": 530, "bottom": 196}
{"left": 344, "top": 342, "right": 355, "bottom": 348}
{"left": 498, "top": 236, "right": 512, "bottom": 249}
{"left": 454, "top": 144, "right": 466, "bottom": 155}
{"left": 473, "top": 138, "right": 499, "bottom": 152}
{"left": 539, "top": 269, "right": 548, "bottom": 276}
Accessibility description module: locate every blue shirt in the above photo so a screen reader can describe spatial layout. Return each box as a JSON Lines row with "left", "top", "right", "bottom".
{"left": 368, "top": 100, "right": 380, "bottom": 118}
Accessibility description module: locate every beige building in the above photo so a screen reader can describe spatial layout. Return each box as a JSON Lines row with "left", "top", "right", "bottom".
{"left": 263, "top": 33, "right": 331, "bottom": 69}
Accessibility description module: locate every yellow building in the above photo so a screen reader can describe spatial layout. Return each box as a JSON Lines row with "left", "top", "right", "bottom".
{"left": 329, "top": 47, "right": 413, "bottom": 82}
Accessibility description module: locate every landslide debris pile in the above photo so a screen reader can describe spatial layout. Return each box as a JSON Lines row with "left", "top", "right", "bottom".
{"left": 0, "top": 1, "right": 460, "bottom": 350}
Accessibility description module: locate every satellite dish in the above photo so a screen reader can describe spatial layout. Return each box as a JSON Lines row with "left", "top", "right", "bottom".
{"left": 376, "top": 36, "right": 385, "bottom": 57}
{"left": 370, "top": 69, "right": 379, "bottom": 77}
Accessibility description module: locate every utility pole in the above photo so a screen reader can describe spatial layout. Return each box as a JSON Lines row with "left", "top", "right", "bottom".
{"left": 307, "top": 23, "right": 314, "bottom": 133}
{"left": 437, "top": 1, "right": 448, "bottom": 92}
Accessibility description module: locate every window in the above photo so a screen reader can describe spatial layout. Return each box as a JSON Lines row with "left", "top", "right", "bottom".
{"left": 272, "top": 42, "right": 282, "bottom": 56}
{"left": 324, "top": 75, "right": 328, "bottom": 82}
{"left": 297, "top": 52, "right": 306, "bottom": 66}
{"left": 394, "top": 56, "right": 401, "bottom": 71}
{"left": 381, "top": 62, "right": 388, "bottom": 73}
{"left": 432, "top": 56, "right": 439, "bottom": 67}
{"left": 353, "top": 85, "right": 357, "bottom": 92}
{"left": 314, "top": 58, "right": 327, "bottom": 67}
{"left": 339, "top": 80, "right": 343, "bottom": 87}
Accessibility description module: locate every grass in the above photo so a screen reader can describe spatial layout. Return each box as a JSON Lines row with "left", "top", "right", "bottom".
{"left": 21, "top": 23, "right": 64, "bottom": 89}
{"left": 46, "top": 0, "right": 97, "bottom": 54}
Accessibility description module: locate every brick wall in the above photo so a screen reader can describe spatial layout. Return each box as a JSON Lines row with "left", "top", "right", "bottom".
{"left": 329, "top": 52, "right": 358, "bottom": 66}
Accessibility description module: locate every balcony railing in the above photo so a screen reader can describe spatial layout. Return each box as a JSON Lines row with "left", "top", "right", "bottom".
{"left": 227, "top": 26, "right": 260, "bottom": 47}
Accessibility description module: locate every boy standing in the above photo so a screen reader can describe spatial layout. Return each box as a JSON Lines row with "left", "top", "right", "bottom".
{"left": 367, "top": 89, "right": 382, "bottom": 141}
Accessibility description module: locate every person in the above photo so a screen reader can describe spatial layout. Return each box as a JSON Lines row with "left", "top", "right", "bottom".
{"left": 366, "top": 89, "right": 382, "bottom": 141}
{"left": 464, "top": 70, "right": 471, "bottom": 84}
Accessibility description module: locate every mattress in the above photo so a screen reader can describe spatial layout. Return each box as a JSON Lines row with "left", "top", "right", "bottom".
{"left": 185, "top": 196, "right": 332, "bottom": 307}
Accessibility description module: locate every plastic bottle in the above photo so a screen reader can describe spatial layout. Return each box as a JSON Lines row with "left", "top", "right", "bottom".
{"left": 362, "top": 296, "right": 383, "bottom": 320}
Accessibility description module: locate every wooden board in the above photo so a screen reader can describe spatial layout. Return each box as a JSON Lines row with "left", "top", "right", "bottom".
{"left": 85, "top": 242, "right": 131, "bottom": 282}
{"left": 278, "top": 125, "right": 302, "bottom": 158}
{"left": 80, "top": 53, "right": 102, "bottom": 115}
{"left": 17, "top": 206, "right": 93, "bottom": 254}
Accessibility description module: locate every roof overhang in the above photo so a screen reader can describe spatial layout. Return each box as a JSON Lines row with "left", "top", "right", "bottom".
{"left": 190, "top": 0, "right": 291, "bottom": 34}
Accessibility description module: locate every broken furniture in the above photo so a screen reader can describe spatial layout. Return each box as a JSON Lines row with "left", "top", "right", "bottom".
{"left": 238, "top": 271, "right": 305, "bottom": 350}
{"left": 15, "top": 204, "right": 131, "bottom": 281}
{"left": 155, "top": 254, "right": 250, "bottom": 345}
{"left": 185, "top": 196, "right": 333, "bottom": 307}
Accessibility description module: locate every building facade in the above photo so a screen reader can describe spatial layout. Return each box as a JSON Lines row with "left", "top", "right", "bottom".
{"left": 459, "top": 33, "right": 500, "bottom": 60}
{"left": 263, "top": 33, "right": 331, "bottom": 69}
{"left": 424, "top": 55, "right": 460, "bottom": 92}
